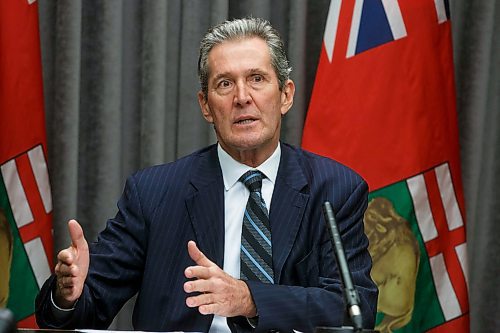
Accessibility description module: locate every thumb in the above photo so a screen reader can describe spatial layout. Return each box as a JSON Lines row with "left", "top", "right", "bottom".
{"left": 68, "top": 219, "right": 87, "bottom": 250}
{"left": 187, "top": 240, "right": 213, "bottom": 267}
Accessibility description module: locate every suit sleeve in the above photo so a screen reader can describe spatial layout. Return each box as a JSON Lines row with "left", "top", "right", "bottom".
{"left": 35, "top": 175, "right": 148, "bottom": 329}
{"left": 232, "top": 179, "right": 378, "bottom": 332}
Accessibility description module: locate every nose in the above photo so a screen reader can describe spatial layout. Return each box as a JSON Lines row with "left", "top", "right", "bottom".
{"left": 234, "top": 81, "right": 252, "bottom": 106}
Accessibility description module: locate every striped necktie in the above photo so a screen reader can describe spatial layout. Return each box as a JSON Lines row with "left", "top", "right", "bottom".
{"left": 239, "top": 170, "right": 274, "bottom": 283}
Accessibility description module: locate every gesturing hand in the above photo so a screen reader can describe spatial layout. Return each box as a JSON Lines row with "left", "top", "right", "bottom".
{"left": 54, "top": 219, "right": 89, "bottom": 309}
{"left": 184, "top": 241, "right": 256, "bottom": 318}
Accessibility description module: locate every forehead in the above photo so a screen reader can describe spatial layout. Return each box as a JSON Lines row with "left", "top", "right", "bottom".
{"left": 207, "top": 37, "right": 273, "bottom": 76}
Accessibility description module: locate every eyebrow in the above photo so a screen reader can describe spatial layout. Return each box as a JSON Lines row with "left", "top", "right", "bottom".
{"left": 211, "top": 72, "right": 230, "bottom": 83}
{"left": 211, "top": 68, "right": 270, "bottom": 83}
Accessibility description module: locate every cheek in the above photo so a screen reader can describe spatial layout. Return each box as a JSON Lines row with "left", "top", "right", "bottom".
{"left": 209, "top": 99, "right": 233, "bottom": 118}
{"left": 211, "top": 113, "right": 234, "bottom": 133}
{"left": 205, "top": 108, "right": 221, "bottom": 125}
{"left": 261, "top": 102, "right": 285, "bottom": 124}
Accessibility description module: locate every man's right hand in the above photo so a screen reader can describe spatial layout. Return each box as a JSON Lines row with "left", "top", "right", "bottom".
{"left": 54, "top": 219, "right": 89, "bottom": 309}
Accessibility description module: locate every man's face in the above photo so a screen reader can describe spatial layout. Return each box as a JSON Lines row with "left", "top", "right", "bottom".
{"left": 198, "top": 37, "right": 294, "bottom": 164}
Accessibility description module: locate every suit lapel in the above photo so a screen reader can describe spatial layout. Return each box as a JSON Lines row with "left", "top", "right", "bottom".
{"left": 185, "top": 145, "right": 225, "bottom": 268}
{"left": 270, "top": 144, "right": 310, "bottom": 282}
{"left": 183, "top": 144, "right": 310, "bottom": 281}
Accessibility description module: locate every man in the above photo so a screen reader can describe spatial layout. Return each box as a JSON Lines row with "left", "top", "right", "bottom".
{"left": 36, "top": 17, "right": 378, "bottom": 332}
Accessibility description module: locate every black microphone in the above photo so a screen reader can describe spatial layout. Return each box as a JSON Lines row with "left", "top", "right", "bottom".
{"left": 321, "top": 201, "right": 363, "bottom": 331}
{"left": 0, "top": 308, "right": 15, "bottom": 333}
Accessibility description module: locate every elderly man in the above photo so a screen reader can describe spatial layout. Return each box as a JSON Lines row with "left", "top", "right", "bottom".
{"left": 36, "top": 17, "right": 377, "bottom": 332}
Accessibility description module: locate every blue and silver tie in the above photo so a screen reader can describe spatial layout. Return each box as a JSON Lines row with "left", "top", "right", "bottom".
{"left": 239, "top": 170, "right": 274, "bottom": 284}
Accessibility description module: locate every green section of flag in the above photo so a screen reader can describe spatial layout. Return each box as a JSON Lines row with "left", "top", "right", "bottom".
{"left": 368, "top": 180, "right": 444, "bottom": 332}
{"left": 0, "top": 175, "right": 39, "bottom": 321}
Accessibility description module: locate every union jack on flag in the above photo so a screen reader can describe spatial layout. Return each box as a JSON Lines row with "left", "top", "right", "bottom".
{"left": 303, "top": 1, "right": 468, "bottom": 332}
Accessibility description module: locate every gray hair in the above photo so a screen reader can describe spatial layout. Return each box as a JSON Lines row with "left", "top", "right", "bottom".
{"left": 198, "top": 17, "right": 292, "bottom": 99}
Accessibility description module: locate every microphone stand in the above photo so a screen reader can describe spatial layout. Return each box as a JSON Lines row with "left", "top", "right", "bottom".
{"left": 315, "top": 202, "right": 377, "bottom": 333}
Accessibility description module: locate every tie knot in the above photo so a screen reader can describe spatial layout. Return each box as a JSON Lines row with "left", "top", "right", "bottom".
{"left": 240, "top": 170, "right": 263, "bottom": 192}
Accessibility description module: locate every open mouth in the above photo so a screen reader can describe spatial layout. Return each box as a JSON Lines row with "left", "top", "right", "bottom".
{"left": 236, "top": 119, "right": 256, "bottom": 125}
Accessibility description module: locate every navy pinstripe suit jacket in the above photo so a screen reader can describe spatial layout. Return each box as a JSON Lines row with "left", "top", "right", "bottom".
{"left": 36, "top": 143, "right": 378, "bottom": 332}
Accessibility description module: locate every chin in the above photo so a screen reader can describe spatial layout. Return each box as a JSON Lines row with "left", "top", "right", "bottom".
{"left": 232, "top": 143, "right": 262, "bottom": 152}
{"left": 229, "top": 136, "right": 265, "bottom": 149}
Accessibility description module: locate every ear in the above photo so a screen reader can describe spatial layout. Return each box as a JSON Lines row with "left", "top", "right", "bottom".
{"left": 198, "top": 91, "right": 214, "bottom": 123}
{"left": 280, "top": 79, "right": 295, "bottom": 116}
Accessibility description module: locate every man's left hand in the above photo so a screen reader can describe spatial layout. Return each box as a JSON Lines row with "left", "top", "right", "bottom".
{"left": 184, "top": 240, "right": 257, "bottom": 318}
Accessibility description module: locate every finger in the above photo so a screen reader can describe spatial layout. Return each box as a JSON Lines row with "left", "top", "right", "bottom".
{"left": 185, "top": 293, "right": 213, "bottom": 308}
{"left": 56, "top": 263, "right": 74, "bottom": 276}
{"left": 57, "top": 248, "right": 75, "bottom": 265}
{"left": 187, "top": 241, "right": 214, "bottom": 267}
{"left": 58, "top": 287, "right": 73, "bottom": 297}
{"left": 184, "top": 265, "right": 212, "bottom": 280}
{"left": 57, "top": 277, "right": 72, "bottom": 291}
{"left": 198, "top": 303, "right": 217, "bottom": 315}
{"left": 184, "top": 277, "right": 211, "bottom": 293}
{"left": 68, "top": 219, "right": 88, "bottom": 250}
{"left": 60, "top": 276, "right": 75, "bottom": 288}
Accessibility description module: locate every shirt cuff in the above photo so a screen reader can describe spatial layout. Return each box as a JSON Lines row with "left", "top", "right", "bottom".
{"left": 246, "top": 316, "right": 259, "bottom": 328}
{"left": 50, "top": 290, "right": 77, "bottom": 321}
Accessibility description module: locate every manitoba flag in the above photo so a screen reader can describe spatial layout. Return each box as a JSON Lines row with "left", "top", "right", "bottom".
{"left": 302, "top": 1, "right": 469, "bottom": 332}
{"left": 0, "top": 0, "right": 53, "bottom": 328}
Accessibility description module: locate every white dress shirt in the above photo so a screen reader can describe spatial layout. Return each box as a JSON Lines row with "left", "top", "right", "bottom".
{"left": 210, "top": 143, "right": 281, "bottom": 333}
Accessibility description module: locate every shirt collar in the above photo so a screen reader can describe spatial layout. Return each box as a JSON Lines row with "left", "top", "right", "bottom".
{"left": 217, "top": 143, "right": 281, "bottom": 191}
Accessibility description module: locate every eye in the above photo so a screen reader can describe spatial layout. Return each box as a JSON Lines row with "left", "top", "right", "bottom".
{"left": 217, "top": 79, "right": 232, "bottom": 89}
{"left": 250, "top": 74, "right": 264, "bottom": 83}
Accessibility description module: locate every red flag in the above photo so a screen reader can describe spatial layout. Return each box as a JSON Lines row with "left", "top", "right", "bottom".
{"left": 0, "top": 0, "right": 53, "bottom": 328}
{"left": 303, "top": 1, "right": 468, "bottom": 332}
